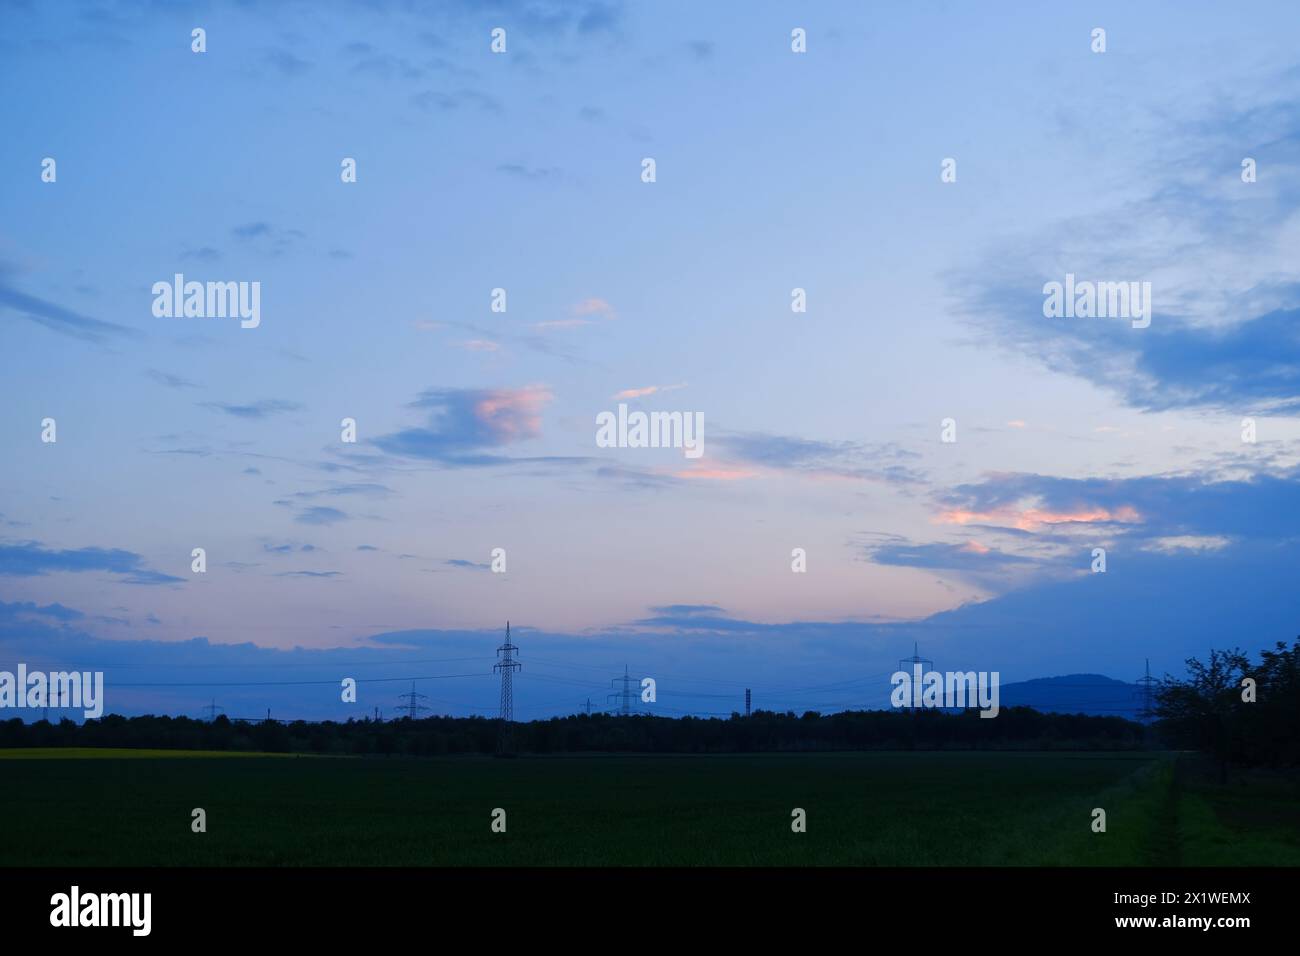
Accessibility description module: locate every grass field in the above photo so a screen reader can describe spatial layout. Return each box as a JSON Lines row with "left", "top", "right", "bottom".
{"left": 0, "top": 749, "right": 1294, "bottom": 866}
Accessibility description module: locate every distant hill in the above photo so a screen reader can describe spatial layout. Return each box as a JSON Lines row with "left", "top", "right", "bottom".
{"left": 999, "top": 674, "right": 1146, "bottom": 720}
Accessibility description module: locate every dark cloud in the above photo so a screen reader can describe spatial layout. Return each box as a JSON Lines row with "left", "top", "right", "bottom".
{"left": 445, "top": 559, "right": 490, "bottom": 570}
{"left": 0, "top": 542, "right": 183, "bottom": 585}
{"left": 937, "top": 468, "right": 1300, "bottom": 542}
{"left": 0, "top": 600, "right": 84, "bottom": 622}
{"left": 372, "top": 386, "right": 552, "bottom": 466}
{"left": 648, "top": 604, "right": 724, "bottom": 616}
{"left": 863, "top": 539, "right": 1038, "bottom": 572}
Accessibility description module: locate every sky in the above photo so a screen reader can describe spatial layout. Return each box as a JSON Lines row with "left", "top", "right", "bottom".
{"left": 3, "top": 0, "right": 1300, "bottom": 722}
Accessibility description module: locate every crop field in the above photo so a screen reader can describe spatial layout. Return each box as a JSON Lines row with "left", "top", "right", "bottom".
{"left": 1, "top": 749, "right": 1294, "bottom": 866}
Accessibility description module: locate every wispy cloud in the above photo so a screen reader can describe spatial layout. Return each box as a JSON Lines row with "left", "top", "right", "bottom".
{"left": 956, "top": 68, "right": 1300, "bottom": 415}
{"left": 445, "top": 558, "right": 491, "bottom": 570}
{"left": 145, "top": 369, "right": 201, "bottom": 389}
{"left": 287, "top": 483, "right": 393, "bottom": 501}
{"left": 572, "top": 297, "right": 616, "bottom": 319}
{"left": 0, "top": 542, "right": 183, "bottom": 585}
{"left": 0, "top": 276, "right": 138, "bottom": 343}
{"left": 295, "top": 507, "right": 349, "bottom": 526}
{"left": 265, "top": 48, "right": 313, "bottom": 76}
{"left": 713, "top": 432, "right": 926, "bottom": 485}
{"left": 411, "top": 88, "right": 501, "bottom": 113}
{"left": 496, "top": 163, "right": 561, "bottom": 181}
{"left": 611, "top": 382, "right": 686, "bottom": 401}
{"left": 231, "top": 221, "right": 306, "bottom": 255}
{"left": 199, "top": 399, "right": 303, "bottom": 420}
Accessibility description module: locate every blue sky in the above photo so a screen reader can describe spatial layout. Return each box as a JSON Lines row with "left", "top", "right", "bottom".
{"left": 3, "top": 0, "right": 1300, "bottom": 721}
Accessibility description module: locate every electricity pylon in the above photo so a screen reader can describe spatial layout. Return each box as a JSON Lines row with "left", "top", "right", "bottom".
{"left": 494, "top": 621, "right": 521, "bottom": 752}
{"left": 396, "top": 681, "right": 430, "bottom": 720}
{"left": 607, "top": 665, "right": 637, "bottom": 716}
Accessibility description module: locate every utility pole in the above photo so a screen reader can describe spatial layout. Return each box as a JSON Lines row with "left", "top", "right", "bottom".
{"left": 585, "top": 698, "right": 592, "bottom": 715}
{"left": 607, "top": 665, "right": 637, "bottom": 716}
{"left": 745, "top": 688, "right": 751, "bottom": 717}
{"left": 396, "top": 681, "right": 430, "bottom": 721}
{"left": 494, "top": 621, "right": 521, "bottom": 752}
{"left": 202, "top": 698, "right": 224, "bottom": 722}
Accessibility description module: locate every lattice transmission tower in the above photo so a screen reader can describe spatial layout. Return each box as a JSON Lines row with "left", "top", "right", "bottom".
{"left": 494, "top": 621, "right": 521, "bottom": 752}
{"left": 607, "top": 665, "right": 637, "bottom": 716}
{"left": 396, "top": 681, "right": 430, "bottom": 720}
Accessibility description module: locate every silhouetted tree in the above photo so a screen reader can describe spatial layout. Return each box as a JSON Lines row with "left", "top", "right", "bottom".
{"left": 1155, "top": 647, "right": 1251, "bottom": 781}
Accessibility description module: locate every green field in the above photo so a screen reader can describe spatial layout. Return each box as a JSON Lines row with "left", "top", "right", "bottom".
{"left": 1, "top": 749, "right": 1295, "bottom": 866}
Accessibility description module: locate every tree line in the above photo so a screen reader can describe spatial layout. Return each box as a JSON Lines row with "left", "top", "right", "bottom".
{"left": 1, "top": 704, "right": 1143, "bottom": 755}
{"left": 2, "top": 640, "right": 1292, "bottom": 760}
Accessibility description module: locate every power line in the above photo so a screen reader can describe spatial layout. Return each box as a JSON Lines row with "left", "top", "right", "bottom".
{"left": 0, "top": 655, "right": 496, "bottom": 671}
{"left": 112, "top": 672, "right": 491, "bottom": 688}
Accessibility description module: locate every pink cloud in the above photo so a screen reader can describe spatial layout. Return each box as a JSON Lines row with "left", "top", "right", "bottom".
{"left": 534, "top": 318, "right": 593, "bottom": 331}
{"left": 672, "top": 465, "right": 758, "bottom": 481}
{"left": 937, "top": 504, "right": 1142, "bottom": 531}
{"left": 572, "top": 297, "right": 616, "bottom": 319}
{"left": 611, "top": 382, "right": 687, "bottom": 401}
{"left": 474, "top": 385, "right": 553, "bottom": 442}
